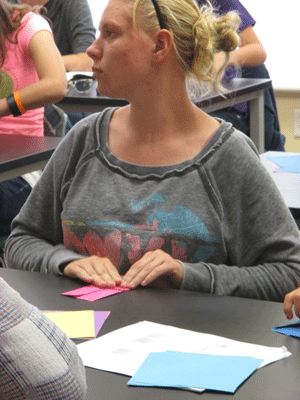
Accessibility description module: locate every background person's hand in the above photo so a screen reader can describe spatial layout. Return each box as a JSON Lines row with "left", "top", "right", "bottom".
{"left": 120, "top": 250, "right": 183, "bottom": 289}
{"left": 283, "top": 283, "right": 300, "bottom": 319}
{"left": 63, "top": 256, "right": 122, "bottom": 287}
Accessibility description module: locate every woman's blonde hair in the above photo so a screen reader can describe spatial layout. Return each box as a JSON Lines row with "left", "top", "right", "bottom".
{"left": 132, "top": 0, "right": 240, "bottom": 93}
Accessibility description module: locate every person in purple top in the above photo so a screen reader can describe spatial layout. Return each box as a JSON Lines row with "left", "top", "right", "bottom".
{"left": 196, "top": 0, "right": 285, "bottom": 151}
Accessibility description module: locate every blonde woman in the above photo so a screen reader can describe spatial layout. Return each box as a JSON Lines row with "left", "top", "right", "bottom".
{"left": 5, "top": 0, "right": 300, "bottom": 301}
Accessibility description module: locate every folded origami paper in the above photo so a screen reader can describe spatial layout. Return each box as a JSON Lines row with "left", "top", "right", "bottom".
{"left": 62, "top": 285, "right": 130, "bottom": 302}
{"left": 273, "top": 320, "right": 300, "bottom": 338}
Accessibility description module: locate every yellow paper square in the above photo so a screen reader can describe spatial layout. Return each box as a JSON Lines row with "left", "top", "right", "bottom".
{"left": 43, "top": 310, "right": 95, "bottom": 338}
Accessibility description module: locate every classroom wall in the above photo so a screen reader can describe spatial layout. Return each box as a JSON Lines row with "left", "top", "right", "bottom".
{"left": 88, "top": 0, "right": 108, "bottom": 30}
{"left": 275, "top": 91, "right": 300, "bottom": 152}
{"left": 238, "top": 1, "right": 299, "bottom": 90}
{"left": 242, "top": 0, "right": 300, "bottom": 152}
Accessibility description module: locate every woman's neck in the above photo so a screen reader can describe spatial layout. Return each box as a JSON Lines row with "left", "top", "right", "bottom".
{"left": 126, "top": 75, "right": 200, "bottom": 143}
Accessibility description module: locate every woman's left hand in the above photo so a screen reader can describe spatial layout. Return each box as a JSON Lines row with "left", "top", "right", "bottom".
{"left": 283, "top": 283, "right": 300, "bottom": 319}
{"left": 120, "top": 250, "right": 183, "bottom": 289}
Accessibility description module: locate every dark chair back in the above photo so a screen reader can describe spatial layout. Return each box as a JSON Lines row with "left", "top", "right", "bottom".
{"left": 44, "top": 105, "right": 69, "bottom": 137}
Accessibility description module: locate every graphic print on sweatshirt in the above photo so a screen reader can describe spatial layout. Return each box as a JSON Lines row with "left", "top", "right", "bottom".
{"left": 62, "top": 192, "right": 219, "bottom": 272}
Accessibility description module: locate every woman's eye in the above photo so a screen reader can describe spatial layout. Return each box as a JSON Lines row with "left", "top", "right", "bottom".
{"left": 106, "top": 30, "right": 116, "bottom": 38}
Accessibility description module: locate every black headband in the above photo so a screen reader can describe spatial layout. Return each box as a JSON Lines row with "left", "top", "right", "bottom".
{"left": 150, "top": 0, "right": 167, "bottom": 29}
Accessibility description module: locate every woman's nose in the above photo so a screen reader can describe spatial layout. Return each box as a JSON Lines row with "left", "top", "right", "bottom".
{"left": 87, "top": 39, "right": 103, "bottom": 60}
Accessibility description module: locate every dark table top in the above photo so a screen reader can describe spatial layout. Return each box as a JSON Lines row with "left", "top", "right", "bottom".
{"left": 1, "top": 268, "right": 299, "bottom": 400}
{"left": 0, "top": 134, "right": 62, "bottom": 174}
{"left": 193, "top": 77, "right": 271, "bottom": 108}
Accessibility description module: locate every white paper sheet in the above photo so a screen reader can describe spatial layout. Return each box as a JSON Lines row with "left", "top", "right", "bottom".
{"left": 77, "top": 320, "right": 291, "bottom": 380}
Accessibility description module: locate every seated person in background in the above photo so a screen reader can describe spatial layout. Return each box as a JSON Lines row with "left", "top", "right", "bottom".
{"left": 11, "top": 0, "right": 97, "bottom": 126}
{"left": 0, "top": 0, "right": 67, "bottom": 237}
{"left": 0, "top": 277, "right": 86, "bottom": 399}
{"left": 4, "top": 0, "right": 300, "bottom": 302}
{"left": 10, "top": 0, "right": 96, "bottom": 72}
{"left": 284, "top": 283, "right": 300, "bottom": 319}
{"left": 196, "top": 0, "right": 286, "bottom": 151}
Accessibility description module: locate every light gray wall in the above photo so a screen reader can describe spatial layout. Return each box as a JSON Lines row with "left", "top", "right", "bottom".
{"left": 232, "top": 0, "right": 299, "bottom": 90}
{"left": 88, "top": 0, "right": 109, "bottom": 31}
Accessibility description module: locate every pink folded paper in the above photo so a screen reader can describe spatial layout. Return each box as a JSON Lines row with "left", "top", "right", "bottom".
{"left": 62, "top": 285, "right": 130, "bottom": 302}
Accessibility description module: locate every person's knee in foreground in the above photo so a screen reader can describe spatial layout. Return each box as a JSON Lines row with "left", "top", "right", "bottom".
{"left": 0, "top": 277, "right": 86, "bottom": 400}
{"left": 4, "top": 0, "right": 300, "bottom": 302}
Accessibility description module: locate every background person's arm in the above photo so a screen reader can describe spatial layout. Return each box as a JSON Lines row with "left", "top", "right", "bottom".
{"left": 0, "top": 30, "right": 67, "bottom": 117}
{"left": 62, "top": 0, "right": 96, "bottom": 71}
{"left": 63, "top": 52, "right": 93, "bottom": 72}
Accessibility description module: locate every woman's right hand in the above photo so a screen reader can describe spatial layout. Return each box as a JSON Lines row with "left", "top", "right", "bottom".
{"left": 63, "top": 256, "right": 122, "bottom": 287}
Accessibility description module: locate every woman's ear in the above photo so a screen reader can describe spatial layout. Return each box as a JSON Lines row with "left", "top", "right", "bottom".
{"left": 153, "top": 29, "right": 173, "bottom": 62}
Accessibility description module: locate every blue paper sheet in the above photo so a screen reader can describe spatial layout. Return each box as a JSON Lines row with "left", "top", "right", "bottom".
{"left": 128, "top": 351, "right": 263, "bottom": 393}
{"left": 272, "top": 320, "right": 300, "bottom": 338}
{"left": 267, "top": 155, "right": 300, "bottom": 174}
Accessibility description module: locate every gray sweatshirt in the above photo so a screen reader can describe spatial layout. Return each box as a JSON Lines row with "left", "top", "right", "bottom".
{"left": 5, "top": 108, "right": 300, "bottom": 301}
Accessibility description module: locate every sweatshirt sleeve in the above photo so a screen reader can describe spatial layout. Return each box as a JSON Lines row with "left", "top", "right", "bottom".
{"left": 4, "top": 115, "right": 99, "bottom": 275}
{"left": 181, "top": 133, "right": 300, "bottom": 301}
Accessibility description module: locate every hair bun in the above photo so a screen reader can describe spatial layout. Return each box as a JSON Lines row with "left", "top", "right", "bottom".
{"left": 214, "top": 12, "right": 240, "bottom": 53}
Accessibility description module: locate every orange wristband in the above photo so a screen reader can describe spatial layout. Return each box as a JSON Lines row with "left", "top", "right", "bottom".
{"left": 13, "top": 91, "right": 26, "bottom": 114}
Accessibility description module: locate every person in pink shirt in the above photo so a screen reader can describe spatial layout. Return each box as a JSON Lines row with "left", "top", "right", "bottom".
{"left": 0, "top": 0, "right": 66, "bottom": 134}
{"left": 0, "top": 0, "right": 66, "bottom": 238}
